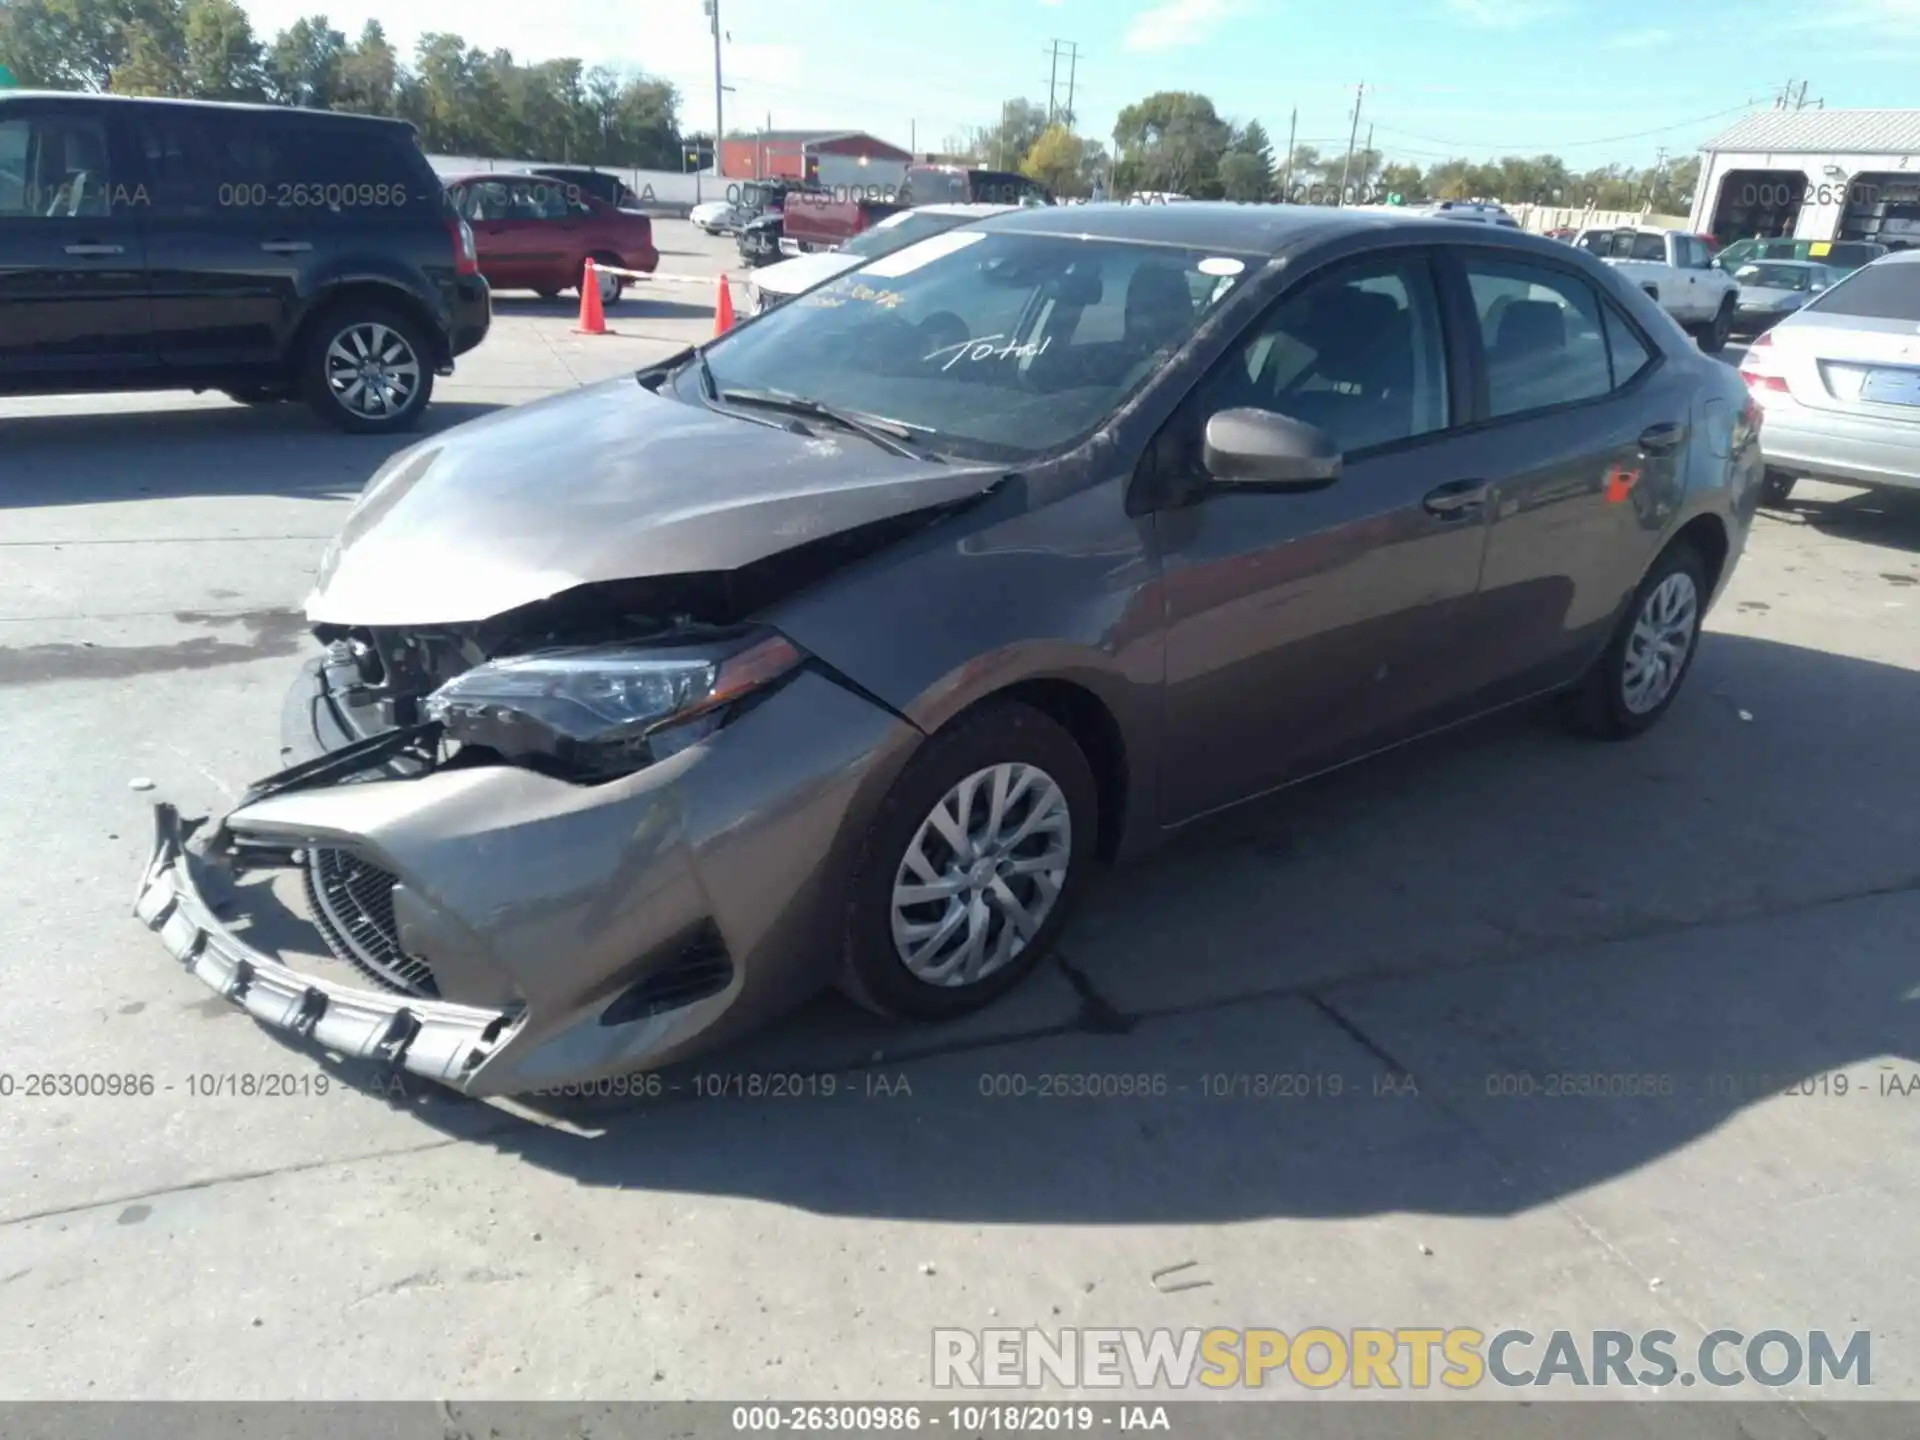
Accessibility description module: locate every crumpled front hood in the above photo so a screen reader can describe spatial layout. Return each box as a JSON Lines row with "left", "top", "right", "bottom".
{"left": 306, "top": 376, "right": 999, "bottom": 627}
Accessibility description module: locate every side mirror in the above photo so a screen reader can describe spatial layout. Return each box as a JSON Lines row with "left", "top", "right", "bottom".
{"left": 1203, "top": 408, "right": 1342, "bottom": 489}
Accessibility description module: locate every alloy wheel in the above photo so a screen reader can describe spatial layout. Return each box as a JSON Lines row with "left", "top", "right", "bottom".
{"left": 890, "top": 762, "right": 1072, "bottom": 987}
{"left": 324, "top": 322, "right": 421, "bottom": 419}
{"left": 1621, "top": 571, "right": 1699, "bottom": 714}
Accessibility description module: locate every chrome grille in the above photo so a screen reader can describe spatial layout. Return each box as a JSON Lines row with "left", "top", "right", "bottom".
{"left": 303, "top": 847, "right": 439, "bottom": 997}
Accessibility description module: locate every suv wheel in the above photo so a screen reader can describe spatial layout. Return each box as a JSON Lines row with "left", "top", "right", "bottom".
{"left": 838, "top": 702, "right": 1097, "bottom": 1021}
{"left": 1760, "top": 471, "right": 1797, "bottom": 507}
{"left": 586, "top": 254, "right": 625, "bottom": 306}
{"left": 303, "top": 306, "right": 434, "bottom": 434}
{"left": 1565, "top": 540, "right": 1707, "bottom": 740}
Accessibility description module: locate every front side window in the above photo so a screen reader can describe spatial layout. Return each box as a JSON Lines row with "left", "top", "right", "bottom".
{"left": 1628, "top": 232, "right": 1667, "bottom": 262}
{"left": 701, "top": 230, "right": 1253, "bottom": 460}
{"left": 1191, "top": 253, "right": 1449, "bottom": 455}
{"left": 1465, "top": 258, "right": 1612, "bottom": 418}
{"left": 0, "top": 112, "right": 114, "bottom": 218}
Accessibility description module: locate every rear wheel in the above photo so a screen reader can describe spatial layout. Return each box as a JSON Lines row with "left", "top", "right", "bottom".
{"left": 838, "top": 702, "right": 1097, "bottom": 1021}
{"left": 1698, "top": 296, "right": 1735, "bottom": 354}
{"left": 301, "top": 305, "right": 434, "bottom": 435}
{"left": 1565, "top": 541, "right": 1707, "bottom": 740}
{"left": 1760, "top": 470, "right": 1797, "bottom": 507}
{"left": 577, "top": 254, "right": 624, "bottom": 306}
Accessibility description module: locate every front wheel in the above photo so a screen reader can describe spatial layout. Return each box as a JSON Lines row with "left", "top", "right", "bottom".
{"left": 302, "top": 306, "right": 433, "bottom": 434}
{"left": 1760, "top": 471, "right": 1797, "bottom": 507}
{"left": 1564, "top": 541, "right": 1707, "bottom": 740}
{"left": 838, "top": 702, "right": 1098, "bottom": 1021}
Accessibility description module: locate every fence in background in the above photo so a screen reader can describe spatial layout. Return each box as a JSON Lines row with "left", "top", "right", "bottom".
{"left": 425, "top": 156, "right": 710, "bottom": 213}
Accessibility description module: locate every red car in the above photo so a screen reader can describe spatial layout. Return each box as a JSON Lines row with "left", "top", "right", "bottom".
{"left": 443, "top": 172, "right": 658, "bottom": 303}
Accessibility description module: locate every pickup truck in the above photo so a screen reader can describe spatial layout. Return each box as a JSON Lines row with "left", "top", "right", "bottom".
{"left": 1572, "top": 226, "right": 1741, "bottom": 352}
{"left": 780, "top": 164, "right": 1051, "bottom": 254}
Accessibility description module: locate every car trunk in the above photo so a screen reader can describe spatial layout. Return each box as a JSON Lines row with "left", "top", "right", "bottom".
{"left": 1764, "top": 316, "right": 1920, "bottom": 422}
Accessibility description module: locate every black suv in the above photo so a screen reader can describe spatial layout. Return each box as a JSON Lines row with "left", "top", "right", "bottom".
{"left": 0, "top": 92, "right": 491, "bottom": 433}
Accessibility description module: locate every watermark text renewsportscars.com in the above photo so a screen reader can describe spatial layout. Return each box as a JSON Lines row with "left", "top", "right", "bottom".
{"left": 933, "top": 1327, "right": 1871, "bottom": 1391}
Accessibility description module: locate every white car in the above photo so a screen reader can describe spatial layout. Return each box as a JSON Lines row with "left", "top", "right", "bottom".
{"left": 744, "top": 203, "right": 1016, "bottom": 315}
{"left": 1573, "top": 226, "right": 1741, "bottom": 352}
{"left": 691, "top": 198, "right": 745, "bottom": 234}
{"left": 1739, "top": 251, "right": 1920, "bottom": 503}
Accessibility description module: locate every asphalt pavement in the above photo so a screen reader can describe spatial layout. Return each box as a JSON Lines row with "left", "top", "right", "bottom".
{"left": 1, "top": 222, "right": 1917, "bottom": 1406}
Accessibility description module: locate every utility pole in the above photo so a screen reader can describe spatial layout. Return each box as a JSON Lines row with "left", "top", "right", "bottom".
{"left": 704, "top": 0, "right": 723, "bottom": 195}
{"left": 1362, "top": 122, "right": 1373, "bottom": 198}
{"left": 1338, "top": 82, "right": 1364, "bottom": 206}
{"left": 1282, "top": 107, "right": 1296, "bottom": 200}
{"left": 1065, "top": 44, "right": 1078, "bottom": 127}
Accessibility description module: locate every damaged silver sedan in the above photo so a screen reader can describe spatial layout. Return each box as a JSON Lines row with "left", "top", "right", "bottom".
{"left": 137, "top": 204, "right": 1757, "bottom": 1096}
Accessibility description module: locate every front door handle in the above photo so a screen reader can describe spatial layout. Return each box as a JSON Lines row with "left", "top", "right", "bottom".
{"left": 1423, "top": 479, "right": 1490, "bottom": 517}
{"left": 1638, "top": 421, "right": 1685, "bottom": 455}
{"left": 63, "top": 243, "right": 124, "bottom": 256}
{"left": 260, "top": 240, "right": 313, "bottom": 253}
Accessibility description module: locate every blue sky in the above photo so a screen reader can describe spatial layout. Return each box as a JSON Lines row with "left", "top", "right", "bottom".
{"left": 239, "top": 0, "right": 1920, "bottom": 168}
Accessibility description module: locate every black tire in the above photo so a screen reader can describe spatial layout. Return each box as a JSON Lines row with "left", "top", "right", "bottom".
{"left": 1698, "top": 297, "right": 1735, "bottom": 354}
{"left": 533, "top": 287, "right": 562, "bottom": 301}
{"left": 301, "top": 304, "right": 434, "bottom": 435}
{"left": 1760, "top": 470, "right": 1797, "bottom": 507}
{"left": 837, "top": 701, "right": 1098, "bottom": 1021}
{"left": 1565, "top": 540, "right": 1709, "bottom": 741}
{"left": 223, "top": 385, "right": 287, "bottom": 405}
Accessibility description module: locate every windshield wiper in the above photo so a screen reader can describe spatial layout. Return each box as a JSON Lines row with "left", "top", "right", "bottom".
{"left": 717, "top": 388, "right": 944, "bottom": 462}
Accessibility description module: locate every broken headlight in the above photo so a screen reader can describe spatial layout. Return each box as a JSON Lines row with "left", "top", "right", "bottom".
{"left": 423, "top": 632, "right": 803, "bottom": 781}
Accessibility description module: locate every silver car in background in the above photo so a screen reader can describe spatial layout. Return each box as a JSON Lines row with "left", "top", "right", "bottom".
{"left": 1741, "top": 250, "right": 1920, "bottom": 504}
{"left": 1727, "top": 259, "right": 1843, "bottom": 338}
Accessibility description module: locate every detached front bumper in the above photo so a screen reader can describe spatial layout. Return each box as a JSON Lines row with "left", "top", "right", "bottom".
{"left": 133, "top": 665, "right": 924, "bottom": 1097}
{"left": 136, "top": 803, "right": 516, "bottom": 1086}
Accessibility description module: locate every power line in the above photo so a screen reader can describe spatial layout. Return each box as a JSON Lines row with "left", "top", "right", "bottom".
{"left": 1367, "top": 98, "right": 1762, "bottom": 153}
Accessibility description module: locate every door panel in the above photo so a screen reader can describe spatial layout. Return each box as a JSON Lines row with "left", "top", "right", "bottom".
{"left": 129, "top": 107, "right": 307, "bottom": 369}
{"left": 1152, "top": 249, "right": 1491, "bottom": 825}
{"left": 1449, "top": 252, "right": 1694, "bottom": 705}
{"left": 0, "top": 104, "right": 152, "bottom": 377}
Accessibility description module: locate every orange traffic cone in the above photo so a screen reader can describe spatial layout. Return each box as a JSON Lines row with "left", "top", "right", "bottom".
{"left": 575, "top": 258, "right": 608, "bottom": 335}
{"left": 714, "top": 272, "right": 735, "bottom": 336}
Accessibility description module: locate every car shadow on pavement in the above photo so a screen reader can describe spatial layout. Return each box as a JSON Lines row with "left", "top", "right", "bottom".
{"left": 1767, "top": 485, "right": 1920, "bottom": 556}
{"left": 0, "top": 400, "right": 504, "bottom": 508}
{"left": 282, "top": 630, "right": 1920, "bottom": 1225}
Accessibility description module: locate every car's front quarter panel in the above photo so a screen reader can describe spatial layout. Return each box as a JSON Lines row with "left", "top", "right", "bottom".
{"left": 766, "top": 472, "right": 1168, "bottom": 858}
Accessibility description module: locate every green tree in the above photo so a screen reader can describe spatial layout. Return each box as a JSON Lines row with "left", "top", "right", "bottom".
{"left": 180, "top": 0, "right": 264, "bottom": 99}
{"left": 1218, "top": 119, "right": 1273, "bottom": 201}
{"left": 971, "top": 98, "right": 1049, "bottom": 172}
{"left": 1112, "top": 91, "right": 1231, "bottom": 197}
{"left": 109, "top": 17, "right": 184, "bottom": 93}
{"left": 266, "top": 14, "right": 345, "bottom": 108}
{"left": 334, "top": 18, "right": 396, "bottom": 113}
{"left": 1021, "top": 124, "right": 1093, "bottom": 198}
{"left": 1376, "top": 161, "right": 1426, "bottom": 204}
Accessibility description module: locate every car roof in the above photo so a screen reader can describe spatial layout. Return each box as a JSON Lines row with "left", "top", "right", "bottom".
{"left": 0, "top": 90, "right": 409, "bottom": 127}
{"left": 914, "top": 203, "right": 1021, "bottom": 218}
{"left": 970, "top": 200, "right": 1560, "bottom": 256}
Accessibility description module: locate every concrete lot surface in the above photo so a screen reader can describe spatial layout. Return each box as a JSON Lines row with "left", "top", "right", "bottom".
{"left": 0, "top": 223, "right": 1916, "bottom": 1410}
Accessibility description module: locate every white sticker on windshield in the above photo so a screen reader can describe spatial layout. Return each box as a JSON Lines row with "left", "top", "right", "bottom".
{"left": 860, "top": 229, "right": 989, "bottom": 277}
{"left": 1198, "top": 256, "right": 1246, "bottom": 277}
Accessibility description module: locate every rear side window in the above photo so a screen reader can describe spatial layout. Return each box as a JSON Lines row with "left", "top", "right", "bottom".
{"left": 1601, "top": 305, "right": 1655, "bottom": 386}
{"left": 0, "top": 110, "right": 116, "bottom": 217}
{"left": 278, "top": 120, "right": 436, "bottom": 211}
{"left": 1628, "top": 232, "right": 1666, "bottom": 262}
{"left": 1805, "top": 261, "right": 1920, "bottom": 321}
{"left": 1465, "top": 258, "right": 1612, "bottom": 418}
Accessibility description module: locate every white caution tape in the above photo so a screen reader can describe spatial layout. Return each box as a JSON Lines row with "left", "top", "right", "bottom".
{"left": 592, "top": 266, "right": 735, "bottom": 286}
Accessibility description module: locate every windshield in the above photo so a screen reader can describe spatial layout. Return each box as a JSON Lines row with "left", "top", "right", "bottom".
{"left": 700, "top": 230, "right": 1252, "bottom": 461}
{"left": 840, "top": 211, "right": 961, "bottom": 259}
{"left": 1804, "top": 261, "right": 1920, "bottom": 321}
{"left": 1736, "top": 263, "right": 1817, "bottom": 291}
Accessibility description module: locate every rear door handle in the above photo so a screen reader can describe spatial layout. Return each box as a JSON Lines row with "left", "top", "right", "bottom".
{"left": 1638, "top": 421, "right": 1686, "bottom": 455}
{"left": 260, "top": 240, "right": 313, "bottom": 253}
{"left": 63, "top": 243, "right": 124, "bottom": 256}
{"left": 1423, "top": 479, "right": 1490, "bottom": 517}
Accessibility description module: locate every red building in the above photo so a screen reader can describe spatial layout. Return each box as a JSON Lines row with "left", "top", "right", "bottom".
{"left": 719, "top": 129, "right": 912, "bottom": 182}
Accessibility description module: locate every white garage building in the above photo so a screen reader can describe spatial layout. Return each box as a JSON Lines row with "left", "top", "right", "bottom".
{"left": 1689, "top": 109, "right": 1920, "bottom": 251}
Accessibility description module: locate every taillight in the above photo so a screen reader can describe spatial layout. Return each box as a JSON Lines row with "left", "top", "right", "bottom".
{"left": 447, "top": 216, "right": 479, "bottom": 276}
{"left": 1738, "top": 331, "right": 1787, "bottom": 395}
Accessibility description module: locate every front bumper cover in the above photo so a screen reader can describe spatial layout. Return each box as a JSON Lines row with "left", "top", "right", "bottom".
{"left": 136, "top": 803, "right": 517, "bottom": 1087}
